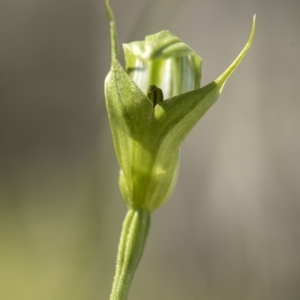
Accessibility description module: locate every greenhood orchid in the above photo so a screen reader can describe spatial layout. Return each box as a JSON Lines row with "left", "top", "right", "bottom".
{"left": 105, "top": 2, "right": 255, "bottom": 212}
{"left": 104, "top": 1, "right": 255, "bottom": 299}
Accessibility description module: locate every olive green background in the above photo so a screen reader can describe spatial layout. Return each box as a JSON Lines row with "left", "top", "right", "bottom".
{"left": 1, "top": 0, "right": 299, "bottom": 299}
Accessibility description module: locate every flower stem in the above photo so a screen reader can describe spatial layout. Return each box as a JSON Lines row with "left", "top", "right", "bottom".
{"left": 110, "top": 209, "right": 151, "bottom": 300}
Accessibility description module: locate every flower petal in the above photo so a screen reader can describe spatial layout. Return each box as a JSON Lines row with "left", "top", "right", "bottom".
{"left": 152, "top": 16, "right": 256, "bottom": 165}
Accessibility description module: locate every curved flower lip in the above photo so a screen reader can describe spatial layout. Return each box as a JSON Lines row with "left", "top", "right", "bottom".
{"left": 104, "top": 0, "right": 256, "bottom": 212}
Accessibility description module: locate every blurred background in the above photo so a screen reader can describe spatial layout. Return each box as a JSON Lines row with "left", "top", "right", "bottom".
{"left": 1, "top": 0, "right": 299, "bottom": 299}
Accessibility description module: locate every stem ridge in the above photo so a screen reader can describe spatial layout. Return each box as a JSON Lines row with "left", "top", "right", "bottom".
{"left": 110, "top": 209, "right": 151, "bottom": 300}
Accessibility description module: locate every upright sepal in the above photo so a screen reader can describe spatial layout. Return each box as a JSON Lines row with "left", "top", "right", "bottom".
{"left": 152, "top": 15, "right": 256, "bottom": 161}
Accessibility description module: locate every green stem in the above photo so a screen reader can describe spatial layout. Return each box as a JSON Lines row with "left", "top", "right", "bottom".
{"left": 110, "top": 209, "right": 151, "bottom": 300}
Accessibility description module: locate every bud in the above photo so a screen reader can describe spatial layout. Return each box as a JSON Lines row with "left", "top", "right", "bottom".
{"left": 104, "top": 0, "right": 255, "bottom": 212}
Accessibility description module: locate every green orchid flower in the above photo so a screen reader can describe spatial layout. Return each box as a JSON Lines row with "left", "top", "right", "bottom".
{"left": 105, "top": 3, "right": 255, "bottom": 213}
{"left": 104, "top": 0, "right": 255, "bottom": 299}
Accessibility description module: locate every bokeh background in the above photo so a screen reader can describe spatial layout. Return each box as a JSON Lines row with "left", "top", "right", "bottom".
{"left": 1, "top": 0, "right": 299, "bottom": 299}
